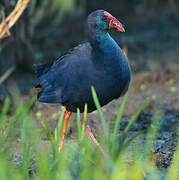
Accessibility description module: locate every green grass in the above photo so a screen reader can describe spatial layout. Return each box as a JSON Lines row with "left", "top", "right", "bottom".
{"left": 0, "top": 89, "right": 178, "bottom": 180}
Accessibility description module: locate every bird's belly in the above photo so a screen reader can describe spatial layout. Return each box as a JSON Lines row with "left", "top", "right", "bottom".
{"left": 64, "top": 77, "right": 129, "bottom": 113}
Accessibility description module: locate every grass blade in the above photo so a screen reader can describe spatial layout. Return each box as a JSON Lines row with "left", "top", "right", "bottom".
{"left": 144, "top": 111, "right": 162, "bottom": 158}
{"left": 122, "top": 130, "right": 146, "bottom": 150}
{"left": 77, "top": 108, "right": 82, "bottom": 139}
{"left": 0, "top": 98, "right": 10, "bottom": 128}
{"left": 119, "top": 97, "right": 150, "bottom": 146}
{"left": 55, "top": 107, "right": 65, "bottom": 150}
{"left": 42, "top": 116, "right": 55, "bottom": 150}
{"left": 0, "top": 100, "right": 24, "bottom": 150}
{"left": 24, "top": 96, "right": 36, "bottom": 113}
{"left": 111, "top": 94, "right": 128, "bottom": 156}
{"left": 91, "top": 86, "right": 108, "bottom": 142}
{"left": 81, "top": 104, "right": 87, "bottom": 142}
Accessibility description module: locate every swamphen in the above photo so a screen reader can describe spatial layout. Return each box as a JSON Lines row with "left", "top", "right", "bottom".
{"left": 34, "top": 10, "right": 131, "bottom": 153}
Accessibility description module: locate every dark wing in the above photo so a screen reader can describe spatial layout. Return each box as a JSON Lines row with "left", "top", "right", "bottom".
{"left": 34, "top": 42, "right": 92, "bottom": 103}
{"left": 55, "top": 44, "right": 85, "bottom": 62}
{"left": 34, "top": 44, "right": 84, "bottom": 78}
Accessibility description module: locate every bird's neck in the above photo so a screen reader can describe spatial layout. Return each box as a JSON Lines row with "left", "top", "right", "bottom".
{"left": 88, "top": 28, "right": 120, "bottom": 57}
{"left": 88, "top": 27, "right": 129, "bottom": 69}
{"left": 88, "top": 28, "right": 111, "bottom": 48}
{"left": 88, "top": 27, "right": 131, "bottom": 81}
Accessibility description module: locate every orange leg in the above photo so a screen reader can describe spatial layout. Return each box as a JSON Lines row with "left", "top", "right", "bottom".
{"left": 81, "top": 113, "right": 105, "bottom": 156}
{"left": 58, "top": 110, "right": 72, "bottom": 152}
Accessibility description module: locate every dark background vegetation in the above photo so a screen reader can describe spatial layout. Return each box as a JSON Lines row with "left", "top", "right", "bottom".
{"left": 0, "top": 0, "right": 178, "bottom": 96}
{"left": 0, "top": 0, "right": 179, "bottom": 110}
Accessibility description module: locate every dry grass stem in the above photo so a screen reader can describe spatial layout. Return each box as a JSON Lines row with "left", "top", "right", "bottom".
{"left": 0, "top": 0, "right": 31, "bottom": 40}
{"left": 0, "top": 65, "right": 16, "bottom": 84}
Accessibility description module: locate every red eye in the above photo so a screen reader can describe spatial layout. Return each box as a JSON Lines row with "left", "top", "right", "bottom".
{"left": 102, "top": 16, "right": 108, "bottom": 21}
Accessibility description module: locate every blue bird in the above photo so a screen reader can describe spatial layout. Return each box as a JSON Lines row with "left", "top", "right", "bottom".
{"left": 34, "top": 10, "right": 131, "bottom": 154}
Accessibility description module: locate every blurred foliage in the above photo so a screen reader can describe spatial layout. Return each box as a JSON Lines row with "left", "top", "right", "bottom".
{"left": 0, "top": 91, "right": 178, "bottom": 179}
{"left": 0, "top": 0, "right": 178, "bottom": 73}
{"left": 34, "top": 0, "right": 75, "bottom": 26}
{"left": 0, "top": 0, "right": 76, "bottom": 73}
{"left": 0, "top": 0, "right": 179, "bottom": 103}
{"left": 0, "top": 0, "right": 76, "bottom": 108}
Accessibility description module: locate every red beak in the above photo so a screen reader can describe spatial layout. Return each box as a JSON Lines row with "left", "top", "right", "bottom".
{"left": 109, "top": 19, "right": 125, "bottom": 32}
{"left": 104, "top": 11, "right": 125, "bottom": 32}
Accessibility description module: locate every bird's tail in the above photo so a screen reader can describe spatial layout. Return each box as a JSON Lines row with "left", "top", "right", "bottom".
{"left": 34, "top": 61, "right": 61, "bottom": 103}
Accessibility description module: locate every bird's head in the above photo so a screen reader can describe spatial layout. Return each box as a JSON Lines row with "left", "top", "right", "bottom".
{"left": 87, "top": 10, "right": 125, "bottom": 33}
